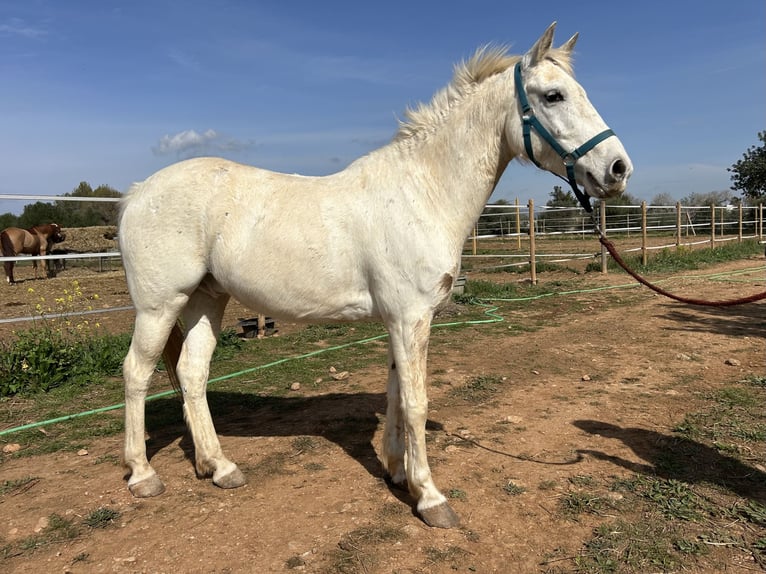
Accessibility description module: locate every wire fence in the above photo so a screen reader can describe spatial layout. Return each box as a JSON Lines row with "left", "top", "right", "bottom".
{"left": 465, "top": 200, "right": 765, "bottom": 279}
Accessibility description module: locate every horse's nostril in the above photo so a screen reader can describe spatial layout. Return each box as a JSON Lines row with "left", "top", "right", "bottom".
{"left": 611, "top": 159, "right": 627, "bottom": 179}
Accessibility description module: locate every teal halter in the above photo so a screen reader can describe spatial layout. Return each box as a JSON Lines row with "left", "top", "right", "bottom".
{"left": 514, "top": 62, "right": 615, "bottom": 213}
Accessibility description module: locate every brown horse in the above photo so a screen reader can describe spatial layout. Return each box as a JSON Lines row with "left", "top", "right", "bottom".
{"left": 0, "top": 224, "right": 66, "bottom": 284}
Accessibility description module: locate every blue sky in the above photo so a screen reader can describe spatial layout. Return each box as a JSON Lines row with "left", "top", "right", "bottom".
{"left": 1, "top": 0, "right": 764, "bottom": 215}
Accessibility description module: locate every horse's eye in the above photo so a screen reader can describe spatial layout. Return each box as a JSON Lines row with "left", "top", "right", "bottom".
{"left": 545, "top": 91, "right": 564, "bottom": 103}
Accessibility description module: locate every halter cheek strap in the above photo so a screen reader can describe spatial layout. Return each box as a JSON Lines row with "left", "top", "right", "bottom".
{"left": 514, "top": 62, "right": 615, "bottom": 213}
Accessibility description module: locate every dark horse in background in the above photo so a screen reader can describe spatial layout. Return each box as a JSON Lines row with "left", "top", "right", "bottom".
{"left": 0, "top": 224, "right": 66, "bottom": 284}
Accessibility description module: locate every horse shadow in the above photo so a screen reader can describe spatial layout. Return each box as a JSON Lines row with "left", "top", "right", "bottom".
{"left": 573, "top": 419, "right": 766, "bottom": 504}
{"left": 141, "top": 390, "right": 439, "bottom": 507}
{"left": 657, "top": 299, "right": 766, "bottom": 340}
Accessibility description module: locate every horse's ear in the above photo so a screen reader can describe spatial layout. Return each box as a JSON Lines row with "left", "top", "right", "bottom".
{"left": 523, "top": 22, "right": 556, "bottom": 67}
{"left": 560, "top": 32, "right": 578, "bottom": 54}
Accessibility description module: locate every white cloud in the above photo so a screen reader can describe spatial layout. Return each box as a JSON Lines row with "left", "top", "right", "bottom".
{"left": 0, "top": 17, "right": 47, "bottom": 39}
{"left": 152, "top": 129, "right": 255, "bottom": 158}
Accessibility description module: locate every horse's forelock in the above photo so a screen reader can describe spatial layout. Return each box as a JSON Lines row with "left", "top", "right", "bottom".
{"left": 545, "top": 48, "right": 575, "bottom": 76}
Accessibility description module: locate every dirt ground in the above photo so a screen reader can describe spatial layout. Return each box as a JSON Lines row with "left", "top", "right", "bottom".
{"left": 1, "top": 255, "right": 765, "bottom": 573}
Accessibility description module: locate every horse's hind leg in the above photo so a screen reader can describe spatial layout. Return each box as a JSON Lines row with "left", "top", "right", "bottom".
{"left": 123, "top": 306, "right": 185, "bottom": 497}
{"left": 3, "top": 261, "right": 14, "bottom": 284}
{"left": 177, "top": 287, "right": 245, "bottom": 489}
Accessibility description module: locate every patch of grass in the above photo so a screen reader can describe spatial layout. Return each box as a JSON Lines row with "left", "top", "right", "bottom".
{"left": 587, "top": 238, "right": 763, "bottom": 274}
{"left": 423, "top": 544, "right": 470, "bottom": 566}
{"left": 643, "top": 478, "right": 707, "bottom": 521}
{"left": 0, "top": 476, "right": 38, "bottom": 495}
{"left": 291, "top": 436, "right": 319, "bottom": 453}
{"left": 448, "top": 488, "right": 467, "bottom": 501}
{"left": 503, "top": 480, "right": 526, "bottom": 496}
{"left": 329, "top": 525, "right": 408, "bottom": 574}
{"left": 211, "top": 327, "right": 244, "bottom": 361}
{"left": 576, "top": 519, "right": 688, "bottom": 573}
{"left": 459, "top": 278, "right": 563, "bottom": 302}
{"left": 448, "top": 374, "right": 504, "bottom": 404}
{"left": 538, "top": 480, "right": 558, "bottom": 491}
{"left": 569, "top": 474, "right": 596, "bottom": 488}
{"left": 3, "top": 506, "right": 120, "bottom": 560}
{"left": 83, "top": 507, "right": 120, "bottom": 529}
{"left": 17, "top": 513, "right": 79, "bottom": 553}
{"left": 93, "top": 453, "right": 120, "bottom": 465}
{"left": 674, "top": 379, "right": 766, "bottom": 458}
{"left": 560, "top": 492, "right": 608, "bottom": 519}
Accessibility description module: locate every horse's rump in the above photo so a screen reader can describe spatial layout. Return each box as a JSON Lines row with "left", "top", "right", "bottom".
{"left": 0, "top": 229, "right": 20, "bottom": 257}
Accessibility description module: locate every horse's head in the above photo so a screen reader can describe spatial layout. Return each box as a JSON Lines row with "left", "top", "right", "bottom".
{"left": 510, "top": 22, "right": 632, "bottom": 202}
{"left": 51, "top": 224, "right": 65, "bottom": 243}
{"left": 39, "top": 223, "right": 66, "bottom": 243}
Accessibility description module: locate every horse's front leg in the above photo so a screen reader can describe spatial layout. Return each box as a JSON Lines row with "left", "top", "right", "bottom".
{"left": 383, "top": 314, "right": 460, "bottom": 528}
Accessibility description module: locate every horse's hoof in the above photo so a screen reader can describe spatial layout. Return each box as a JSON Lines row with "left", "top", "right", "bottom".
{"left": 128, "top": 474, "right": 166, "bottom": 498}
{"left": 214, "top": 467, "right": 246, "bottom": 489}
{"left": 419, "top": 502, "right": 460, "bottom": 529}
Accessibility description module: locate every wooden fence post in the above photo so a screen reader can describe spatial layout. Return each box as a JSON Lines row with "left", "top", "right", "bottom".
{"left": 738, "top": 204, "right": 743, "bottom": 243}
{"left": 675, "top": 202, "right": 681, "bottom": 249}
{"left": 600, "top": 201, "right": 608, "bottom": 274}
{"left": 641, "top": 201, "right": 647, "bottom": 266}
{"left": 528, "top": 199, "right": 537, "bottom": 285}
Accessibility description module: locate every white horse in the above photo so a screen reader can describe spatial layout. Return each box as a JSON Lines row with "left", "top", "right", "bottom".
{"left": 119, "top": 22, "right": 632, "bottom": 528}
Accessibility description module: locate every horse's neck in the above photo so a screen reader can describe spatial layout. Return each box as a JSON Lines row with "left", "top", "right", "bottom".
{"left": 390, "top": 79, "right": 516, "bottom": 242}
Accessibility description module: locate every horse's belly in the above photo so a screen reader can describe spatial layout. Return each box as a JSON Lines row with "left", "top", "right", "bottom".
{"left": 217, "top": 271, "right": 378, "bottom": 323}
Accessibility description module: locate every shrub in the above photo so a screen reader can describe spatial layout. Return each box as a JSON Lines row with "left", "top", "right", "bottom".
{"left": 0, "top": 282, "right": 131, "bottom": 397}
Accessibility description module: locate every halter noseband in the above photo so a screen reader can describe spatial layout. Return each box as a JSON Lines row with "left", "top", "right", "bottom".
{"left": 514, "top": 62, "right": 615, "bottom": 213}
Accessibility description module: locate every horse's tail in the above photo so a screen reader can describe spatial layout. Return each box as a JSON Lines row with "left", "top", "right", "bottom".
{"left": 162, "top": 321, "right": 184, "bottom": 394}
{"left": 0, "top": 230, "right": 16, "bottom": 257}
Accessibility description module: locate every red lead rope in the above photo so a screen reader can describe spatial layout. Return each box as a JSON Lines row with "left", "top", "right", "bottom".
{"left": 597, "top": 233, "right": 766, "bottom": 307}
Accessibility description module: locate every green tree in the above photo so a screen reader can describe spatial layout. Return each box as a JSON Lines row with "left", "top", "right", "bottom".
{"left": 599, "top": 191, "right": 640, "bottom": 206}
{"left": 540, "top": 186, "right": 581, "bottom": 233}
{"left": 679, "top": 190, "right": 733, "bottom": 206}
{"left": 0, "top": 213, "right": 19, "bottom": 230}
{"left": 18, "top": 202, "right": 65, "bottom": 229}
{"left": 650, "top": 192, "right": 676, "bottom": 206}
{"left": 55, "top": 182, "right": 122, "bottom": 226}
{"left": 546, "top": 185, "right": 578, "bottom": 208}
{"left": 728, "top": 131, "right": 766, "bottom": 202}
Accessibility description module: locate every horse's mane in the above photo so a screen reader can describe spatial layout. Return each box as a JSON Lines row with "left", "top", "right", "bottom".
{"left": 394, "top": 45, "right": 574, "bottom": 142}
